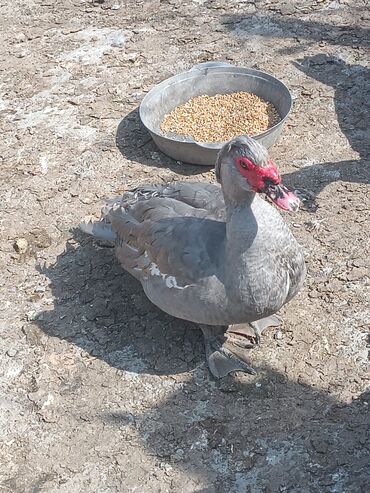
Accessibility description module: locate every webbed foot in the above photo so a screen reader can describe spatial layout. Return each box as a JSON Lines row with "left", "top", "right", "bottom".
{"left": 200, "top": 315, "right": 282, "bottom": 379}
{"left": 200, "top": 325, "right": 256, "bottom": 379}
{"left": 228, "top": 314, "right": 282, "bottom": 344}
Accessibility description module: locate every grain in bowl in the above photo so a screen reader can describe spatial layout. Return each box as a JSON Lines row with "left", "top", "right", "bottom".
{"left": 160, "top": 91, "right": 281, "bottom": 143}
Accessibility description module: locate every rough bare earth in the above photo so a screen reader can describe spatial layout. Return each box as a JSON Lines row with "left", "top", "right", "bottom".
{"left": 0, "top": 1, "right": 369, "bottom": 492}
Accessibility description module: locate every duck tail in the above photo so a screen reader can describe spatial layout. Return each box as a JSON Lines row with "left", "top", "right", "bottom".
{"left": 80, "top": 197, "right": 121, "bottom": 243}
{"left": 79, "top": 185, "right": 158, "bottom": 243}
{"left": 79, "top": 218, "right": 116, "bottom": 243}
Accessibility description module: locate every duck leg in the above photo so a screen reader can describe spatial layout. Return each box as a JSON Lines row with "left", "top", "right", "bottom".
{"left": 200, "top": 325, "right": 257, "bottom": 379}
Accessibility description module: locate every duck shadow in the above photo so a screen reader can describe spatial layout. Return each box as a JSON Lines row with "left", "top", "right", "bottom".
{"left": 34, "top": 232, "right": 369, "bottom": 490}
{"left": 103, "top": 368, "right": 370, "bottom": 491}
{"left": 36, "top": 229, "right": 204, "bottom": 376}
{"left": 116, "top": 107, "right": 209, "bottom": 176}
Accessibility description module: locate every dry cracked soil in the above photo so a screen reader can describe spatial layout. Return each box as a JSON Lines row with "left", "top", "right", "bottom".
{"left": 0, "top": 1, "right": 369, "bottom": 492}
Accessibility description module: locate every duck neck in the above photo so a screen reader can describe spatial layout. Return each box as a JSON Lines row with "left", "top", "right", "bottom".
{"left": 223, "top": 189, "right": 256, "bottom": 221}
{"left": 219, "top": 162, "right": 259, "bottom": 253}
{"left": 223, "top": 188, "right": 258, "bottom": 253}
{"left": 221, "top": 190, "right": 260, "bottom": 307}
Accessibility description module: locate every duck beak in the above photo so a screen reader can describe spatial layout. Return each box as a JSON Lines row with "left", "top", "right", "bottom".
{"left": 264, "top": 183, "right": 300, "bottom": 212}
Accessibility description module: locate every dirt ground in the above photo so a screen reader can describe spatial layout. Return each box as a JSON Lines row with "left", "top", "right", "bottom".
{"left": 0, "top": 1, "right": 369, "bottom": 492}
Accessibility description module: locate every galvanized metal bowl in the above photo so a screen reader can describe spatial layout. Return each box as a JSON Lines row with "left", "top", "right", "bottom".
{"left": 139, "top": 62, "right": 293, "bottom": 166}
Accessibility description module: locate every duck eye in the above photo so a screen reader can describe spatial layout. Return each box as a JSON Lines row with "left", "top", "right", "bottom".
{"left": 238, "top": 158, "right": 253, "bottom": 170}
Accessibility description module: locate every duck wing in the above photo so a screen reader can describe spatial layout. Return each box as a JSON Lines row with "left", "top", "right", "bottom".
{"left": 81, "top": 182, "right": 226, "bottom": 284}
{"left": 127, "top": 182, "right": 226, "bottom": 220}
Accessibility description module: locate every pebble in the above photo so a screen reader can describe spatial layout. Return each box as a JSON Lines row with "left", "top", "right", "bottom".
{"left": 6, "top": 348, "right": 17, "bottom": 357}
{"left": 310, "top": 436, "right": 329, "bottom": 454}
{"left": 274, "top": 330, "right": 283, "bottom": 340}
{"left": 280, "top": 4, "right": 296, "bottom": 15}
{"left": 25, "top": 310, "right": 38, "bottom": 321}
{"left": 13, "top": 237, "right": 28, "bottom": 254}
{"left": 159, "top": 463, "right": 173, "bottom": 476}
{"left": 34, "top": 285, "right": 46, "bottom": 293}
{"left": 171, "top": 448, "right": 185, "bottom": 461}
{"left": 80, "top": 197, "right": 92, "bottom": 204}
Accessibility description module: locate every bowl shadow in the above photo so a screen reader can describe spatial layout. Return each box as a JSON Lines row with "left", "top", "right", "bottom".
{"left": 116, "top": 108, "right": 209, "bottom": 176}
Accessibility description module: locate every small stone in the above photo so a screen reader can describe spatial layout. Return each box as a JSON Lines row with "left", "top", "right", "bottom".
{"left": 280, "top": 3, "right": 296, "bottom": 15}
{"left": 80, "top": 197, "right": 92, "bottom": 205}
{"left": 308, "top": 290, "right": 320, "bottom": 299}
{"left": 255, "top": 382, "right": 262, "bottom": 388}
{"left": 13, "top": 237, "right": 28, "bottom": 254}
{"left": 38, "top": 409, "right": 58, "bottom": 423}
{"left": 25, "top": 310, "right": 38, "bottom": 321}
{"left": 158, "top": 462, "right": 173, "bottom": 476}
{"left": 69, "top": 188, "right": 78, "bottom": 197}
{"left": 28, "top": 229, "right": 52, "bottom": 250}
{"left": 14, "top": 32, "right": 27, "bottom": 43}
{"left": 34, "top": 285, "right": 46, "bottom": 293}
{"left": 274, "top": 330, "right": 283, "bottom": 340}
{"left": 124, "top": 52, "right": 138, "bottom": 62}
{"left": 171, "top": 448, "right": 185, "bottom": 461}
{"left": 6, "top": 348, "right": 17, "bottom": 357}
{"left": 346, "top": 267, "right": 367, "bottom": 281}
{"left": 111, "top": 4, "right": 120, "bottom": 9}
{"left": 310, "top": 436, "right": 329, "bottom": 454}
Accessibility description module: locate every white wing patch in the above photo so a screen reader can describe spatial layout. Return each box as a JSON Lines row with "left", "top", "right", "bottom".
{"left": 285, "top": 269, "right": 291, "bottom": 299}
{"left": 149, "top": 262, "right": 190, "bottom": 290}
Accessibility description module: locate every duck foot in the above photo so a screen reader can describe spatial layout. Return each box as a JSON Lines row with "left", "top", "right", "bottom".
{"left": 200, "top": 325, "right": 257, "bottom": 379}
{"left": 228, "top": 314, "right": 282, "bottom": 344}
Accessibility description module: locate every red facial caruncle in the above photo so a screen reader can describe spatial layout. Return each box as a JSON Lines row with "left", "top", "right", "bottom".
{"left": 235, "top": 156, "right": 300, "bottom": 212}
{"left": 235, "top": 157, "right": 280, "bottom": 191}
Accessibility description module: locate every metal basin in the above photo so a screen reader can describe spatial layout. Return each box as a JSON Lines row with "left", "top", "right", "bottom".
{"left": 139, "top": 62, "right": 293, "bottom": 166}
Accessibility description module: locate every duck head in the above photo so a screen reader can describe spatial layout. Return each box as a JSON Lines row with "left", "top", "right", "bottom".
{"left": 215, "top": 135, "right": 300, "bottom": 212}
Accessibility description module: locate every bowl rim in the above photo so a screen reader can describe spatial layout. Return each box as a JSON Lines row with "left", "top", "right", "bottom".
{"left": 139, "top": 64, "right": 293, "bottom": 149}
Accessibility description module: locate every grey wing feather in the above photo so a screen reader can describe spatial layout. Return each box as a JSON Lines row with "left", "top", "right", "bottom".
{"left": 128, "top": 182, "right": 225, "bottom": 219}
{"left": 110, "top": 197, "right": 225, "bottom": 283}
{"left": 80, "top": 181, "right": 226, "bottom": 281}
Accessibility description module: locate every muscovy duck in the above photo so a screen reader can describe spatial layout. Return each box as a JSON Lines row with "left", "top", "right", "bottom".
{"left": 81, "top": 136, "right": 306, "bottom": 377}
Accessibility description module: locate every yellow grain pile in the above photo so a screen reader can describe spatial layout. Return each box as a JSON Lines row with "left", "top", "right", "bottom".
{"left": 160, "top": 92, "right": 280, "bottom": 143}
